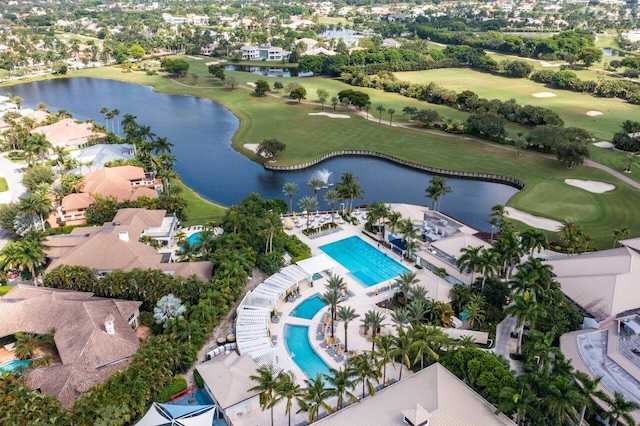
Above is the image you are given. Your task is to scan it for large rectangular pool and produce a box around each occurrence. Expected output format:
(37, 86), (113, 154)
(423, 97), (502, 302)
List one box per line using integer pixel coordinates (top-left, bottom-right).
(284, 324), (330, 379)
(290, 294), (326, 320)
(320, 236), (410, 287)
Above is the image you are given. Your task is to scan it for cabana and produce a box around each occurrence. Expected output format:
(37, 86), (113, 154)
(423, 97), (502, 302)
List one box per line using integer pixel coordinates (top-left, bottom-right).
(296, 253), (338, 278)
(136, 403), (216, 426)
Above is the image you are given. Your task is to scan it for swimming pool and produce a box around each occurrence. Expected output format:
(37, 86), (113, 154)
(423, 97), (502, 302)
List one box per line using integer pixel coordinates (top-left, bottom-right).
(284, 324), (330, 379)
(0, 359), (32, 373)
(320, 236), (410, 287)
(290, 294), (326, 320)
(187, 232), (203, 246)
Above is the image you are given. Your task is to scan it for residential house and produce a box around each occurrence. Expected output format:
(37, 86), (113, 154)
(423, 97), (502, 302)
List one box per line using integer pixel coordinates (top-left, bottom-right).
(82, 165), (160, 203)
(59, 192), (95, 226)
(46, 208), (213, 281)
(70, 144), (135, 174)
(314, 363), (515, 425)
(0, 285), (141, 407)
(195, 352), (262, 424)
(240, 45), (290, 61)
(382, 38), (402, 48)
(32, 118), (105, 150)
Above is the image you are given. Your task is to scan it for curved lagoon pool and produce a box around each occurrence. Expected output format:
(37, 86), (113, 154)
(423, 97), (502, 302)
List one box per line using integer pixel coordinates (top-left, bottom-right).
(0, 359), (32, 373)
(284, 324), (330, 379)
(290, 294), (326, 320)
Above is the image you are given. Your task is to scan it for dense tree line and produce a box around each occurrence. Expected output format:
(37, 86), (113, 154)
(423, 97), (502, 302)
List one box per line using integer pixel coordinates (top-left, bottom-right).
(613, 120), (640, 152)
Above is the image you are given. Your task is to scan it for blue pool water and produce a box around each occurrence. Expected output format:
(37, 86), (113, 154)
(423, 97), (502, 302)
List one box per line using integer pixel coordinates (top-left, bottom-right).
(187, 232), (203, 245)
(320, 236), (410, 287)
(284, 325), (330, 379)
(290, 294), (326, 319)
(172, 389), (214, 406)
(0, 359), (32, 373)
(312, 272), (323, 281)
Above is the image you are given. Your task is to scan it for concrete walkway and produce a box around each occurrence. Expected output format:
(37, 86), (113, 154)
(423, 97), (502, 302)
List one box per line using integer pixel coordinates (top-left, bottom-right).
(494, 315), (523, 374)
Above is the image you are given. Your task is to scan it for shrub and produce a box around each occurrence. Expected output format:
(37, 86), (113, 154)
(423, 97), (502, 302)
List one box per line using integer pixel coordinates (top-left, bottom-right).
(156, 376), (188, 403)
(283, 233), (311, 262)
(0, 286), (13, 296)
(193, 369), (204, 388)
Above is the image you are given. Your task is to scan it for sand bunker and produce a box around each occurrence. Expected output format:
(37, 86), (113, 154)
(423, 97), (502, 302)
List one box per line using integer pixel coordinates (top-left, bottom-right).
(186, 56), (203, 60)
(504, 207), (562, 232)
(532, 92), (557, 98)
(540, 61), (562, 67)
(205, 61), (221, 66)
(244, 143), (259, 154)
(246, 82), (256, 87)
(586, 110), (603, 117)
(565, 179), (615, 194)
(308, 112), (350, 119)
(593, 141), (614, 148)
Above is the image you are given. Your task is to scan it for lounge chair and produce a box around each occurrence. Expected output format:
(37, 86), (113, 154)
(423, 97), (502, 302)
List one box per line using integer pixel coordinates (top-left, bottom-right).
(334, 354), (344, 362)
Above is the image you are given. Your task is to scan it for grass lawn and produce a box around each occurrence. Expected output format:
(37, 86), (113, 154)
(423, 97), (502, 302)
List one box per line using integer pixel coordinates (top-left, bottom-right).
(0, 177), (7, 192)
(174, 180), (226, 226)
(395, 68), (638, 140)
(59, 61), (640, 248)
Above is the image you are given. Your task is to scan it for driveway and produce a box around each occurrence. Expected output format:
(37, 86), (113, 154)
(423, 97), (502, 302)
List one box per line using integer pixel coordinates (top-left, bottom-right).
(494, 315), (523, 374)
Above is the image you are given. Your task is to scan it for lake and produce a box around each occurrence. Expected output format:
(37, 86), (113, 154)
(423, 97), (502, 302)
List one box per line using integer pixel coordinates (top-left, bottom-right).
(222, 64), (313, 78)
(5, 78), (518, 230)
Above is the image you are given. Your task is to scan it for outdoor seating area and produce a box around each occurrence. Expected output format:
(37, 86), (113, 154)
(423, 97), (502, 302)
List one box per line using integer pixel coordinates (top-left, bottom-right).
(206, 342), (237, 360)
(366, 280), (400, 297)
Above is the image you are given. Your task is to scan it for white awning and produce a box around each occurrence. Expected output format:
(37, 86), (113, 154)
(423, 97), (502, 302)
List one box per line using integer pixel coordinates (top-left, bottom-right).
(296, 253), (338, 276)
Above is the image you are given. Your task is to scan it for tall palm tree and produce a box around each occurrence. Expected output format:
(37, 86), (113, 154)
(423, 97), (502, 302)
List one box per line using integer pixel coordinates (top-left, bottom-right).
(374, 334), (396, 386)
(325, 367), (357, 410)
(391, 330), (412, 380)
(505, 291), (546, 354)
(603, 392), (640, 426)
(282, 182), (299, 214)
(407, 299), (429, 326)
(385, 211), (402, 238)
(298, 196), (317, 229)
(498, 385), (537, 425)
(492, 229), (523, 280)
(14, 333), (38, 360)
(325, 274), (346, 296)
(410, 324), (451, 370)
(464, 295), (486, 329)
(298, 374), (333, 423)
(249, 366), (279, 426)
(397, 271), (419, 306)
(367, 201), (389, 240)
(390, 307), (409, 332)
(272, 371), (302, 426)
(262, 212), (282, 254)
(387, 108), (396, 125)
(321, 290), (342, 340)
(376, 105), (386, 123)
(546, 374), (581, 426)
(307, 177), (325, 204)
(336, 305), (359, 352)
(19, 192), (51, 231)
(323, 189), (340, 223)
(348, 353), (381, 399)
(425, 176), (452, 211)
(362, 310), (386, 351)
(478, 248), (500, 290)
(520, 228), (549, 256)
(457, 245), (482, 284)
(557, 219), (582, 254)
(612, 227), (630, 248)
(0, 232), (47, 286)
(573, 372), (605, 426)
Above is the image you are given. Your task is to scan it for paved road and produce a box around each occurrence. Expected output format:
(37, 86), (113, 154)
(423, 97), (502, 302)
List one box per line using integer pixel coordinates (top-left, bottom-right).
(494, 315), (523, 374)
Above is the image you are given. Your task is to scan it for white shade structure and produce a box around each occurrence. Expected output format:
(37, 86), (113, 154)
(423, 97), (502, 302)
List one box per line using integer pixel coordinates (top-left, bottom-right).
(136, 403), (216, 426)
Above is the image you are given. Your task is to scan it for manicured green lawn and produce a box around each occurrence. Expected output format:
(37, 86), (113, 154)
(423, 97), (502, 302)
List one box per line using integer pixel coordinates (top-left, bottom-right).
(57, 62), (640, 248)
(394, 68), (638, 140)
(174, 180), (226, 226)
(0, 177), (8, 192)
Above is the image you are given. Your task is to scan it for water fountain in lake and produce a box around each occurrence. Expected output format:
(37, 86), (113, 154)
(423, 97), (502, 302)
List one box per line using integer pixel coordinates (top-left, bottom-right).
(312, 169), (333, 188)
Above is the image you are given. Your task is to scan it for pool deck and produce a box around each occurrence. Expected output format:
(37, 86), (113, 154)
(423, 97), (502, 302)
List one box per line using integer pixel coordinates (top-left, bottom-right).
(231, 215), (458, 426)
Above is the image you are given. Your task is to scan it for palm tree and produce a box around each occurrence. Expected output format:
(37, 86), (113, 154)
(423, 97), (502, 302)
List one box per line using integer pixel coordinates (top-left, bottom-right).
(325, 367), (357, 410)
(493, 229), (523, 280)
(457, 245), (482, 284)
(336, 305), (359, 352)
(407, 299), (429, 326)
(546, 375), (581, 426)
(464, 295), (486, 329)
(249, 366), (279, 426)
(321, 290), (342, 340)
(385, 211), (402, 238)
(298, 196), (318, 229)
(391, 330), (412, 380)
(603, 391), (640, 426)
(505, 291), (546, 354)
(307, 177), (325, 204)
(348, 353), (381, 399)
(282, 182), (299, 214)
(390, 307), (410, 332)
(362, 310), (386, 351)
(425, 176), (452, 211)
(298, 374), (333, 423)
(323, 189), (340, 223)
(625, 152), (637, 173)
(410, 324), (451, 370)
(612, 227), (630, 248)
(387, 108), (396, 125)
(367, 201), (389, 241)
(272, 371), (302, 426)
(374, 334), (395, 386)
(498, 385), (537, 425)
(14, 333), (38, 360)
(19, 192), (51, 231)
(519, 229), (547, 257)
(397, 271), (419, 306)
(376, 105), (386, 123)
(262, 212), (282, 253)
(557, 219), (582, 254)
(1, 232), (47, 286)
(153, 136), (174, 156)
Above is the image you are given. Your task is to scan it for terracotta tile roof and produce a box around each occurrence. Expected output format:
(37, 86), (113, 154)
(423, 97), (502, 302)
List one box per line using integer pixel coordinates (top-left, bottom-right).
(32, 118), (104, 149)
(83, 166), (157, 203)
(61, 193), (95, 211)
(0, 285), (141, 407)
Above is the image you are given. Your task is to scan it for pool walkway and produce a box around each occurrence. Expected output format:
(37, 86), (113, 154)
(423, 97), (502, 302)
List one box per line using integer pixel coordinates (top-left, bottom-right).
(230, 214), (456, 426)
